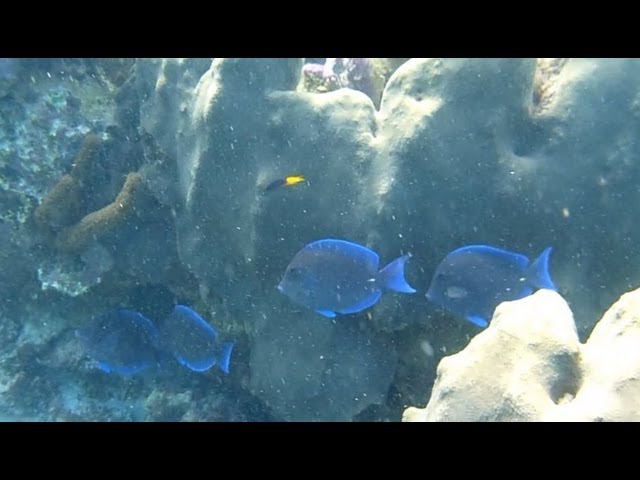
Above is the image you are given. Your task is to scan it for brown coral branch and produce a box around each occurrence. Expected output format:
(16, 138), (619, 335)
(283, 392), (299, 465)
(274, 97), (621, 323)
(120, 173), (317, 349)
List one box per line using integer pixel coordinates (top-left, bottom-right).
(34, 132), (150, 254)
(34, 132), (101, 231)
(68, 132), (101, 182)
(34, 174), (83, 230)
(54, 172), (144, 253)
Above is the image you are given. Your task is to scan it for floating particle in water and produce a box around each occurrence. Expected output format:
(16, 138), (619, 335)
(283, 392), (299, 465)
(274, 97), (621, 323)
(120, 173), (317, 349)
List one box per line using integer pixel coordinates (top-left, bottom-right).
(419, 339), (434, 357)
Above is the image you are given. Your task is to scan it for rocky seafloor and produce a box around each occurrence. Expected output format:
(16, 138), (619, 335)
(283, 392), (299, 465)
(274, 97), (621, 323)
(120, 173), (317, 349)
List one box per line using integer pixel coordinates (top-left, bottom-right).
(1, 58), (640, 421)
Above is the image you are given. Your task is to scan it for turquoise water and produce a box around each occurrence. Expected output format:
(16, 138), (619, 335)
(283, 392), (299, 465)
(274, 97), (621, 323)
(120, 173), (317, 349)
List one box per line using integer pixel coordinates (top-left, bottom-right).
(1, 58), (639, 422)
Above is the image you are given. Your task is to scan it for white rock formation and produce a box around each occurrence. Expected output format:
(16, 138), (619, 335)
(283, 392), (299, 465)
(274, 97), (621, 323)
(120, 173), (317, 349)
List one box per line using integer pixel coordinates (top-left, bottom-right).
(404, 287), (640, 422)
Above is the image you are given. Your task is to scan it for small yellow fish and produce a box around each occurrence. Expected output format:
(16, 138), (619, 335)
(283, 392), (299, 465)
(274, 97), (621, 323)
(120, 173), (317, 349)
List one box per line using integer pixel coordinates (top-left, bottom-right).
(264, 175), (305, 192)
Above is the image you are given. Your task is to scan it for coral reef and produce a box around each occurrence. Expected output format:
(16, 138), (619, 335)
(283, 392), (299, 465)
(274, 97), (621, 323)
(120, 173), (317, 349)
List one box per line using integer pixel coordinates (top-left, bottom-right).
(35, 132), (149, 253)
(0, 59), (123, 302)
(0, 280), (273, 422)
(1, 59), (127, 302)
(34, 132), (102, 232)
(298, 58), (409, 109)
(0, 59), (117, 205)
(4, 58), (640, 421)
(37, 243), (114, 297)
(0, 58), (19, 99)
(131, 58), (640, 421)
(403, 288), (640, 422)
(54, 172), (144, 253)
(31, 123), (185, 298)
(530, 58), (569, 115)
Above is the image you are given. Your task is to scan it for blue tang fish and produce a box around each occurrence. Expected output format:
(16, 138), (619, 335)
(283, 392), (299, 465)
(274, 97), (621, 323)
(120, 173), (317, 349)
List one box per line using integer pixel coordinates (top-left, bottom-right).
(157, 305), (234, 374)
(277, 239), (416, 318)
(425, 245), (557, 328)
(76, 309), (160, 376)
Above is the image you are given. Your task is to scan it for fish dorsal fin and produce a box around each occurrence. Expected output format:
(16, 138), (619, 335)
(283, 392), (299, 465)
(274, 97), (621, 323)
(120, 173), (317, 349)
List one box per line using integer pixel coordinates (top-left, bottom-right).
(171, 305), (218, 337)
(452, 245), (529, 270)
(306, 239), (379, 270)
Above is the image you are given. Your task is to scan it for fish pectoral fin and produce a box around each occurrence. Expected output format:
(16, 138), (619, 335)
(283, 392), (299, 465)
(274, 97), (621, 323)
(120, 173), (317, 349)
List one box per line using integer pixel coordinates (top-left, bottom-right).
(336, 290), (382, 315)
(466, 315), (488, 328)
(316, 309), (337, 318)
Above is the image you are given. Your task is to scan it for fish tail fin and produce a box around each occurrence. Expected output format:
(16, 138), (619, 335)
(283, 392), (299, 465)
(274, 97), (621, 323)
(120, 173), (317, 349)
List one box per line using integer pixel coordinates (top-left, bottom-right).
(377, 254), (416, 293)
(217, 341), (234, 375)
(527, 247), (557, 291)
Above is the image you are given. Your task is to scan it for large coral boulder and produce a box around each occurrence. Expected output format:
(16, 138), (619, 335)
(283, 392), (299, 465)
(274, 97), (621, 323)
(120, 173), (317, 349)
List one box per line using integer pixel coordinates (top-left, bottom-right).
(403, 288), (640, 422)
(545, 289), (640, 421)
